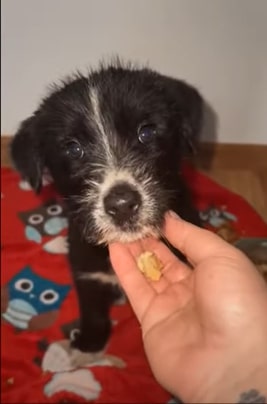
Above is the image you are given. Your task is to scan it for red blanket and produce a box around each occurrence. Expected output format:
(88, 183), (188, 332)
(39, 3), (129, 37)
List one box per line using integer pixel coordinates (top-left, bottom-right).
(1, 166), (267, 403)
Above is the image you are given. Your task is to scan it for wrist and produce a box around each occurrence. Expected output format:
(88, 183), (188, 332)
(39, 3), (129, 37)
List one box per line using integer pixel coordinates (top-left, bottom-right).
(191, 352), (267, 404)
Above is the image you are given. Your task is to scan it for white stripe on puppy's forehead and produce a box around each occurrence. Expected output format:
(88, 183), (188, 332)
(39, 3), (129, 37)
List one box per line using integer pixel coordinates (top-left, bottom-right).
(87, 86), (158, 244)
(88, 86), (139, 200)
(88, 86), (139, 193)
(89, 87), (105, 137)
(89, 86), (114, 164)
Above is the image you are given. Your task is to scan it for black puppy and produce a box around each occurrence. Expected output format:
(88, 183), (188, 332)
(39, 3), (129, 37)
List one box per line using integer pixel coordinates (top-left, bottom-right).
(11, 61), (203, 357)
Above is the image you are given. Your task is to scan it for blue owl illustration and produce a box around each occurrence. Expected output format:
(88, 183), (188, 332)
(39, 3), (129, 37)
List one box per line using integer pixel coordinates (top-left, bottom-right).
(18, 199), (68, 244)
(2, 267), (71, 330)
(18, 199), (69, 254)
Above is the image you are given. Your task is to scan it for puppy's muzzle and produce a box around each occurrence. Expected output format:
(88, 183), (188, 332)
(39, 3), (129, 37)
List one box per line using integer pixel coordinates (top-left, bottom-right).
(104, 182), (142, 227)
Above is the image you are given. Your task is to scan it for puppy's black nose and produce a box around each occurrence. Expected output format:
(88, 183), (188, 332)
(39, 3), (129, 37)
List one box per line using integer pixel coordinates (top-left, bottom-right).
(104, 183), (141, 223)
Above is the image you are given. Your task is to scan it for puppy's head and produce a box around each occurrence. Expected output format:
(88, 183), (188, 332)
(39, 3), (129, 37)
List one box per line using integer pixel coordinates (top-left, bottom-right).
(11, 62), (203, 244)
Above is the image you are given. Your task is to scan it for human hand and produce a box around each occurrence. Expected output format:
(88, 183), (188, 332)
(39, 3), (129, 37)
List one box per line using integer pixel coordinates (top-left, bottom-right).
(109, 212), (267, 403)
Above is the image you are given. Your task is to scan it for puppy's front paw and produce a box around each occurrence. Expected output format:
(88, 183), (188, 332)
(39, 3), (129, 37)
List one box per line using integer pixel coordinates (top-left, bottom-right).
(70, 319), (112, 353)
(70, 331), (104, 353)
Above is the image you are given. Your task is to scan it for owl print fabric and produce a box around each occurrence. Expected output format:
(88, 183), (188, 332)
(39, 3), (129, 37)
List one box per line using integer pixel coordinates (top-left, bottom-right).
(18, 199), (69, 254)
(1, 166), (267, 403)
(2, 266), (70, 330)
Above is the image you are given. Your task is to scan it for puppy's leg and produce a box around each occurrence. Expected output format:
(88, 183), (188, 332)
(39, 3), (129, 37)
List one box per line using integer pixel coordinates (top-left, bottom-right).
(42, 246), (125, 370)
(68, 224), (121, 355)
(71, 275), (120, 353)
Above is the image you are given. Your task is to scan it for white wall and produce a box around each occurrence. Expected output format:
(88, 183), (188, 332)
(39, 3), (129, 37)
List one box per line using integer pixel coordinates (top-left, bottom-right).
(2, 0), (267, 143)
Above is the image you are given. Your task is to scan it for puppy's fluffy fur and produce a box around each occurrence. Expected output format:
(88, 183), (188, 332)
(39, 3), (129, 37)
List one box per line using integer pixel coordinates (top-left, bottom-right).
(11, 61), (203, 354)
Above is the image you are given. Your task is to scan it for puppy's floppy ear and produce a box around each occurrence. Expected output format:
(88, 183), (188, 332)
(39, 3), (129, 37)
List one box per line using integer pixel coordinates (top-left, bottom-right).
(161, 75), (203, 154)
(10, 115), (43, 193)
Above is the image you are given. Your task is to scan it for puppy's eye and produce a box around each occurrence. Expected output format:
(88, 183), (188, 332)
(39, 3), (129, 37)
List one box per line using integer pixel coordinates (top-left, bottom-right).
(65, 141), (84, 159)
(138, 124), (157, 144)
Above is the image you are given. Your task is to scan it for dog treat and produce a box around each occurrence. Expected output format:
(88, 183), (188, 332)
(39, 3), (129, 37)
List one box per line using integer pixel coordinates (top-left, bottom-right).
(137, 251), (163, 281)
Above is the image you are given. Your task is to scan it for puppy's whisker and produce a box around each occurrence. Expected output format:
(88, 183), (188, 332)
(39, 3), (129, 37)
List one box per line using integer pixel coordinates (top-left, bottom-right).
(90, 162), (109, 170)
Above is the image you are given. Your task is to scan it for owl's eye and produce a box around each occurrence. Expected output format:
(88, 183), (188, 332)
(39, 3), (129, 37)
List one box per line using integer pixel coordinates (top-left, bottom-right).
(47, 204), (63, 216)
(29, 214), (43, 225)
(199, 211), (208, 221)
(138, 124), (157, 144)
(210, 209), (220, 218)
(70, 328), (80, 342)
(40, 289), (59, 305)
(15, 279), (33, 293)
(65, 140), (84, 159)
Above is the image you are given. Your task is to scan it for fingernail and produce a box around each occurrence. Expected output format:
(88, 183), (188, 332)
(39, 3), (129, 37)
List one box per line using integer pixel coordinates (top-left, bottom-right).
(168, 210), (181, 219)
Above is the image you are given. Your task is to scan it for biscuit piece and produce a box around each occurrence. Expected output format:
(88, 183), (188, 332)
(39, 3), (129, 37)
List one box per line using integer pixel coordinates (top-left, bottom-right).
(137, 251), (163, 281)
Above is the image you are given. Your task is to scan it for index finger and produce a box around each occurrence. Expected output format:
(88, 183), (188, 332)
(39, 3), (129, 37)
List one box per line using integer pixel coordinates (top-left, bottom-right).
(164, 211), (241, 265)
